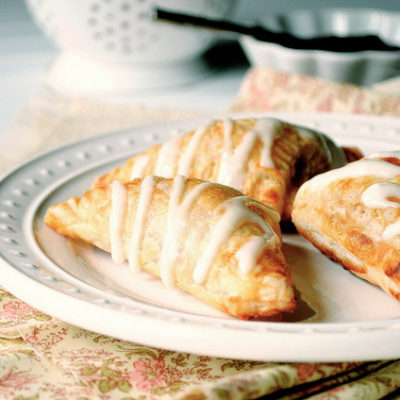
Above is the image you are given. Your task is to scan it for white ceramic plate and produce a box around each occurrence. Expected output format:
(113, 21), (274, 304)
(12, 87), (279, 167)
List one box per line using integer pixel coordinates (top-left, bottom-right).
(1, 112), (400, 362)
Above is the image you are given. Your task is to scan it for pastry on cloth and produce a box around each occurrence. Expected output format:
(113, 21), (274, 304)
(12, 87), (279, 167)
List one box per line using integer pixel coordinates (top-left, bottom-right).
(292, 151), (400, 300)
(94, 117), (347, 220)
(45, 176), (296, 319)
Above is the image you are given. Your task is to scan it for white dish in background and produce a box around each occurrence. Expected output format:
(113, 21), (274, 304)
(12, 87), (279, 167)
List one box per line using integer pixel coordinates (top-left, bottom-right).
(25, 0), (236, 93)
(1, 113), (400, 362)
(240, 8), (400, 86)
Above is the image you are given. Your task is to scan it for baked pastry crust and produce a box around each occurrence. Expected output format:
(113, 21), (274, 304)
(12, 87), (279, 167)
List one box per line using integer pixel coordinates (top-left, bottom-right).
(45, 176), (296, 319)
(94, 118), (345, 219)
(292, 151), (400, 300)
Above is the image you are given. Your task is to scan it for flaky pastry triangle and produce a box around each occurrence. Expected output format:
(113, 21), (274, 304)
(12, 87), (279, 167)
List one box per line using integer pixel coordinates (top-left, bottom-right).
(292, 151), (400, 300)
(45, 176), (296, 319)
(94, 117), (346, 220)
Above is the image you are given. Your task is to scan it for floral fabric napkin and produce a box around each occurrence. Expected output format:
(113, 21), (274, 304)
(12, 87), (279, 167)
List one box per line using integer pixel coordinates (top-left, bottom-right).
(2, 287), (400, 400)
(1, 71), (400, 400)
(230, 67), (400, 115)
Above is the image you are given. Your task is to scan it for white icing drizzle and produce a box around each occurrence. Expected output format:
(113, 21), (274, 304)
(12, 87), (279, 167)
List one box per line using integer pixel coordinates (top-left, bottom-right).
(109, 176), (279, 287)
(128, 175), (156, 272)
(382, 222), (400, 240)
(217, 118), (234, 184)
(219, 129), (258, 190)
(159, 175), (187, 287)
(222, 118), (234, 154)
(217, 118), (282, 190)
(361, 183), (400, 209)
(109, 180), (128, 264)
(235, 236), (268, 275)
(365, 150), (400, 160)
(192, 196), (279, 284)
(130, 155), (149, 179)
(361, 182), (400, 240)
(159, 177), (213, 287)
(302, 159), (400, 193)
(256, 118), (282, 168)
(178, 123), (211, 176)
(128, 117), (345, 189)
(177, 181), (213, 223)
(154, 136), (180, 178)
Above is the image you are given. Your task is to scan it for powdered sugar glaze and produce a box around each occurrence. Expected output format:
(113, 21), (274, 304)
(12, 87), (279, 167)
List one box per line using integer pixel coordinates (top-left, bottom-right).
(129, 117), (342, 192)
(109, 177), (279, 287)
(362, 151), (400, 240)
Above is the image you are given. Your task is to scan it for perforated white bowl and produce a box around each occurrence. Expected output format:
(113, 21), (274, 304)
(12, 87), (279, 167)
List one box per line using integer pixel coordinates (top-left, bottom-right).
(25, 0), (236, 93)
(240, 8), (400, 86)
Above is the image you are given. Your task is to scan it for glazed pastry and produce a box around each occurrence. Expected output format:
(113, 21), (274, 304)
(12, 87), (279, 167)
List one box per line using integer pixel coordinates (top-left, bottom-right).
(45, 176), (296, 319)
(94, 118), (346, 219)
(292, 151), (400, 300)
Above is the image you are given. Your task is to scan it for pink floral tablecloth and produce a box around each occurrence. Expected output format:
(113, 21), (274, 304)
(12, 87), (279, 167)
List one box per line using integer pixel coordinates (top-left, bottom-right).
(0, 289), (400, 400)
(2, 70), (400, 399)
(2, 286), (400, 399)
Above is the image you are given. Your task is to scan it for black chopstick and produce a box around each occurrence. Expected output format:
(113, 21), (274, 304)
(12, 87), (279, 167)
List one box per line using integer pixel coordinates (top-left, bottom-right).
(154, 8), (400, 52)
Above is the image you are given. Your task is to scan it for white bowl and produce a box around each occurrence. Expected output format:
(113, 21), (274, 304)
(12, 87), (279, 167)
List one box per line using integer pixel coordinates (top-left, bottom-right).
(25, 0), (236, 93)
(240, 8), (400, 86)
